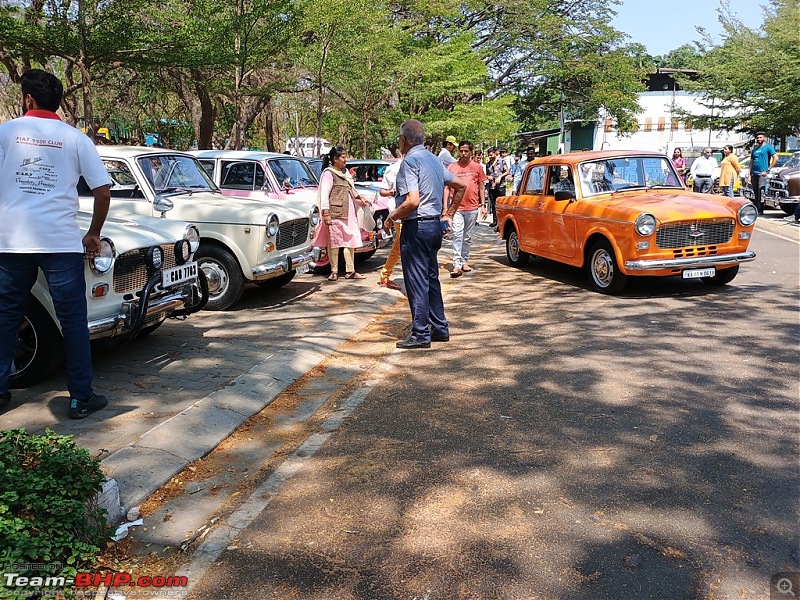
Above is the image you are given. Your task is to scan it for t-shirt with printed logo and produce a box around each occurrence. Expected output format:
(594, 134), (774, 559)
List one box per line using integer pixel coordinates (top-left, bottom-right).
(447, 160), (487, 211)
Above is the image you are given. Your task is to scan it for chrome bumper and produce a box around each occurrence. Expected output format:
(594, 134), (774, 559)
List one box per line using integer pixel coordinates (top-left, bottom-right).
(251, 247), (320, 279)
(88, 291), (190, 338)
(624, 251), (756, 272)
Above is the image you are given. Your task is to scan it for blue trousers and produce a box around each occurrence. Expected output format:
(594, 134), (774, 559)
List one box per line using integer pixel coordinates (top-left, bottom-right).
(0, 253), (93, 399)
(400, 219), (448, 342)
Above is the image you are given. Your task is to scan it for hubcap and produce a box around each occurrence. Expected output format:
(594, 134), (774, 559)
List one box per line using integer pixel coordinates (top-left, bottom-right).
(509, 233), (520, 261)
(592, 249), (614, 288)
(200, 262), (228, 296)
(14, 318), (37, 375)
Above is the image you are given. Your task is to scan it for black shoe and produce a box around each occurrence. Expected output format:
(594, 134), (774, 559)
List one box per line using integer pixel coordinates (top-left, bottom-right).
(69, 393), (108, 419)
(396, 337), (431, 349)
(0, 391), (11, 411)
(431, 333), (450, 342)
(489, 222), (498, 228)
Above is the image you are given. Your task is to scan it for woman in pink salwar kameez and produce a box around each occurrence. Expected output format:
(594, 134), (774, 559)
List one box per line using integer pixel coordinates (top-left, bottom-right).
(317, 146), (370, 281)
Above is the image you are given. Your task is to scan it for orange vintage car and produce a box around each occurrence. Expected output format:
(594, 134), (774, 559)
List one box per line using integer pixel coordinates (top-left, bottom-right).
(496, 150), (758, 293)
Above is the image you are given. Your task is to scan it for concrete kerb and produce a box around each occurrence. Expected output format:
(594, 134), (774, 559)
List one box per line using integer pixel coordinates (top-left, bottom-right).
(95, 284), (403, 522)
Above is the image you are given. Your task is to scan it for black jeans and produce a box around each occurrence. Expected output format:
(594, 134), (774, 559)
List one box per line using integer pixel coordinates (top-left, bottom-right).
(751, 173), (765, 212)
(488, 187), (503, 224)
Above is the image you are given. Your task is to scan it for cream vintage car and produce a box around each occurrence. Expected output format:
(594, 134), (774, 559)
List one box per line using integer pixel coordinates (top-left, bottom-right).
(13, 212), (207, 388)
(79, 147), (320, 310)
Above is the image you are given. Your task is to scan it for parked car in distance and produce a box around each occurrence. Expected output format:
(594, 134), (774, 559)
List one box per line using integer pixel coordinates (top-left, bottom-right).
(79, 146), (319, 310)
(13, 213), (207, 388)
(189, 150), (379, 275)
(741, 151), (794, 205)
(764, 151), (800, 214)
(497, 150), (757, 294)
(301, 157), (323, 180)
(345, 159), (397, 227)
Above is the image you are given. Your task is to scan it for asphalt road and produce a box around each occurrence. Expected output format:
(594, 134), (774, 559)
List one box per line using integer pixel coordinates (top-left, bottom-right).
(163, 216), (799, 599)
(6, 214), (799, 599)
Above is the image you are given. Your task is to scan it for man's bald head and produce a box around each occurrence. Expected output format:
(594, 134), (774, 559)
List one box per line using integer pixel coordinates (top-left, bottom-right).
(401, 119), (425, 146)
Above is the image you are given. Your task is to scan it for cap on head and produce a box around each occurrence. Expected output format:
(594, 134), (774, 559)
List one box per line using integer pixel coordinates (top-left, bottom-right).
(445, 135), (457, 145)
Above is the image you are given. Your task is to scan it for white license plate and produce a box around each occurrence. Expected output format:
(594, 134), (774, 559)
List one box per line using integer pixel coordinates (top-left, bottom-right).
(162, 261), (198, 287)
(682, 267), (715, 279)
(296, 263), (310, 274)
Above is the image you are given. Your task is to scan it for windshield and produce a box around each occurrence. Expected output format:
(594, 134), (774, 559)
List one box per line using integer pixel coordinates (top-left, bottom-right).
(267, 158), (317, 189)
(137, 154), (218, 194)
(783, 153), (800, 169)
(578, 156), (684, 196)
(775, 153), (794, 168)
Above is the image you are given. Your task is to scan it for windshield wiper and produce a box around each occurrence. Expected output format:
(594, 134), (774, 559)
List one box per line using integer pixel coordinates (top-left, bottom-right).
(161, 187), (196, 196)
(611, 184), (647, 194)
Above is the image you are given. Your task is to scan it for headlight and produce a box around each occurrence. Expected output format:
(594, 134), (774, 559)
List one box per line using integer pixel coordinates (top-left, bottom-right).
(184, 224), (200, 254)
(310, 206), (320, 227)
(90, 238), (116, 275)
(267, 213), (279, 237)
(147, 246), (164, 271)
(738, 203), (758, 226)
(634, 213), (657, 236)
(174, 239), (191, 265)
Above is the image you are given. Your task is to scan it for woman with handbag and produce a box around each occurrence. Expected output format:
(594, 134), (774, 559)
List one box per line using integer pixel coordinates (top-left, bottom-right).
(317, 146), (370, 281)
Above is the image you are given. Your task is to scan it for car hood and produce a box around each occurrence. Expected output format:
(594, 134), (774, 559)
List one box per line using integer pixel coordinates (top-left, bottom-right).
(776, 165), (800, 181)
(152, 190), (309, 225)
(78, 212), (186, 255)
(593, 190), (744, 222)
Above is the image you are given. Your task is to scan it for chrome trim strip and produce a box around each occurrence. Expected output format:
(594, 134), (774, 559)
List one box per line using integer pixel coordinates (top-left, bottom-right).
(624, 251), (756, 271)
(88, 293), (189, 337)
(496, 205), (632, 226)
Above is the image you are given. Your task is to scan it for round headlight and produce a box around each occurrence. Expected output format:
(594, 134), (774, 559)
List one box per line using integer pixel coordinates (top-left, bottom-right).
(634, 213), (657, 236)
(91, 238), (115, 275)
(267, 213), (279, 237)
(148, 246), (164, 270)
(310, 206), (320, 227)
(184, 224), (200, 254)
(174, 239), (191, 265)
(738, 203), (758, 226)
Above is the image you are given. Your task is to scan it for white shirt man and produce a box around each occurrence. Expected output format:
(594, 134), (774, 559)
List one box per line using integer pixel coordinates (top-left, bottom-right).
(689, 148), (718, 194)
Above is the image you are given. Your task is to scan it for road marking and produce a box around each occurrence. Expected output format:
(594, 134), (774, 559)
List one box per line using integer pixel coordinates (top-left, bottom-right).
(755, 223), (800, 244)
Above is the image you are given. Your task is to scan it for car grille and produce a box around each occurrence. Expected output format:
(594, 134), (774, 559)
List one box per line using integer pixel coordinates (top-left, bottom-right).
(769, 179), (787, 196)
(655, 219), (734, 249)
(276, 218), (310, 251)
(113, 244), (177, 294)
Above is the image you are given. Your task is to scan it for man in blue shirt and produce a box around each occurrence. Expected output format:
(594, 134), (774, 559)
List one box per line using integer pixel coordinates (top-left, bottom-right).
(750, 131), (777, 213)
(383, 119), (466, 349)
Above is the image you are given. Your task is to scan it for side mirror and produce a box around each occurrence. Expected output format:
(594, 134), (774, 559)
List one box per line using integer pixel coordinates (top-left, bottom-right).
(554, 190), (576, 201)
(153, 195), (174, 217)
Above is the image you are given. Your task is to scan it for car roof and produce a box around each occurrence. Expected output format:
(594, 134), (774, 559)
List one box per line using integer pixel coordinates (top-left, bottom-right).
(188, 150), (304, 161)
(529, 150), (668, 166)
(346, 159), (396, 165)
(97, 145), (193, 159)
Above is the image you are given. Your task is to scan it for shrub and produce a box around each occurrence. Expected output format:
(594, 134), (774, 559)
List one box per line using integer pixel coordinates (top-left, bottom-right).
(0, 428), (111, 598)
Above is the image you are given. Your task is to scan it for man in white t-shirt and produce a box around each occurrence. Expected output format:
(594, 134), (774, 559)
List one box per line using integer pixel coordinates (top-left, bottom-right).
(438, 136), (457, 168)
(376, 156), (404, 290)
(0, 69), (112, 418)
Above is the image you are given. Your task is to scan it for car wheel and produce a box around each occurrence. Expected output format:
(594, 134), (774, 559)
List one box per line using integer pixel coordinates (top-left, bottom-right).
(11, 299), (64, 389)
(701, 265), (739, 286)
(779, 202), (797, 215)
(587, 240), (628, 294)
(137, 319), (165, 337)
(506, 227), (530, 268)
(257, 270), (296, 288)
(196, 246), (245, 310)
(354, 248), (377, 262)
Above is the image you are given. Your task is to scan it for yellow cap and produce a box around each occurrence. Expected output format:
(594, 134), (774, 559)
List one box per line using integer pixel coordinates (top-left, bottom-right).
(445, 135), (457, 145)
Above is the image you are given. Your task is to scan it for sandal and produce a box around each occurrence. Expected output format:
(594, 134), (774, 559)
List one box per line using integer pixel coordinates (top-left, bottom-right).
(345, 272), (366, 280)
(461, 264), (473, 272)
(327, 273), (339, 281)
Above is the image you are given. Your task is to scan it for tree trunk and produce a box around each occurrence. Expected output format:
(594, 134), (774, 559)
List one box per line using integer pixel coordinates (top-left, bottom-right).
(264, 95), (276, 152)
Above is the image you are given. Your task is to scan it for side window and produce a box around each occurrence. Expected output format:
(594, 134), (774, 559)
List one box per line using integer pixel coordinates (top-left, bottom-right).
(220, 161), (256, 191)
(101, 160), (145, 199)
(548, 165), (574, 195)
(198, 160), (215, 180)
(254, 164), (271, 192)
(523, 166), (545, 194)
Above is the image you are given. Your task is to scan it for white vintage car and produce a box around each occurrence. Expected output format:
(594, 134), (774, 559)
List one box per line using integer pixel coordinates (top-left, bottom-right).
(80, 147), (320, 310)
(13, 212), (207, 388)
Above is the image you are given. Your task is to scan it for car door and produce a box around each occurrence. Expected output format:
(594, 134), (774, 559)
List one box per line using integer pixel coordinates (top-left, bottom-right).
(515, 165), (546, 254)
(535, 165), (578, 259)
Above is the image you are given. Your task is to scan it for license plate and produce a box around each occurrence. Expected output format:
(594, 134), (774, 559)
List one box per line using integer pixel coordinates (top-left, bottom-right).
(297, 263), (310, 274)
(682, 267), (715, 279)
(162, 261), (198, 287)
